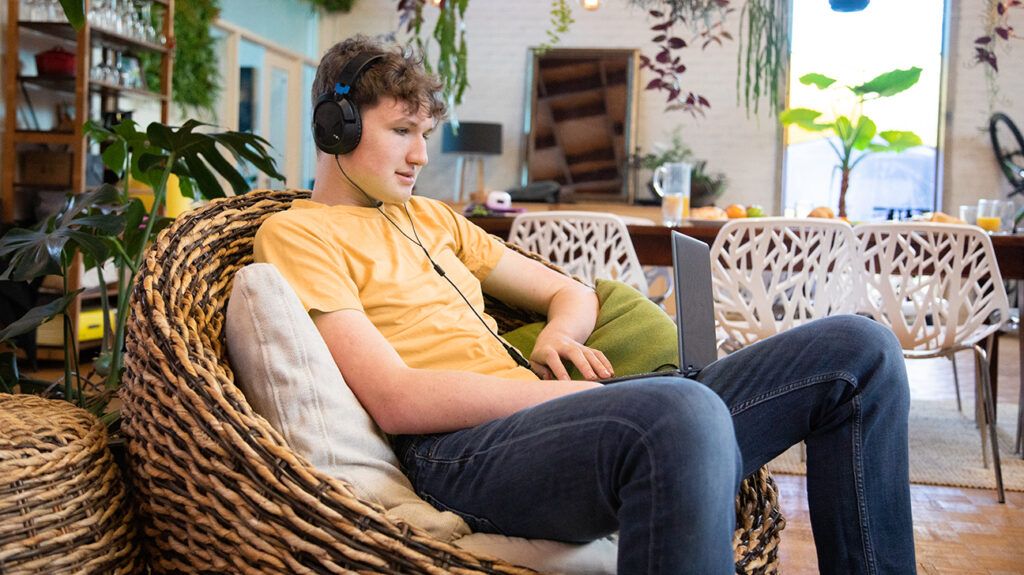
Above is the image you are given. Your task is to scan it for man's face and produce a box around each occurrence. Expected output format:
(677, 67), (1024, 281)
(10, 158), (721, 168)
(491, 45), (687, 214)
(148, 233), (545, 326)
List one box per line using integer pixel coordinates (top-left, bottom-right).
(338, 97), (434, 205)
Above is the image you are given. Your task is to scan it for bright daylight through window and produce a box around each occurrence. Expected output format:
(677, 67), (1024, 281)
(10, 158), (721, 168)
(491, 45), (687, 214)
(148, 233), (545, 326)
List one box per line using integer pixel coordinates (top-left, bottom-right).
(783, 0), (945, 222)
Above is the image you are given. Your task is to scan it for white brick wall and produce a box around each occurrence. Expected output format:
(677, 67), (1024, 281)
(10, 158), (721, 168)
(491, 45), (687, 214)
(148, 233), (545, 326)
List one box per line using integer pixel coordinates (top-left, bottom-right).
(320, 1), (1023, 214)
(946, 0), (1024, 210)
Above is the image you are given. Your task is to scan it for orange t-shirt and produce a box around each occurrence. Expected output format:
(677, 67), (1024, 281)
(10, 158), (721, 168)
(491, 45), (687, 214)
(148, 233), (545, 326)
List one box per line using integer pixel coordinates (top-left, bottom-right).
(254, 196), (537, 381)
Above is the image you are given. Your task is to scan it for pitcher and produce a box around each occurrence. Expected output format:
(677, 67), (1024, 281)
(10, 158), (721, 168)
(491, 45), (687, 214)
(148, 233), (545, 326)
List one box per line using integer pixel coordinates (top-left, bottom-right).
(653, 162), (692, 226)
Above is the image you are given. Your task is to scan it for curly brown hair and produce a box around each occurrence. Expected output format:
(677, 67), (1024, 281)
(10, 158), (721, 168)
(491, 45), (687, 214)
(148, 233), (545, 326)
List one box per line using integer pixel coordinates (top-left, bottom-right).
(312, 35), (447, 121)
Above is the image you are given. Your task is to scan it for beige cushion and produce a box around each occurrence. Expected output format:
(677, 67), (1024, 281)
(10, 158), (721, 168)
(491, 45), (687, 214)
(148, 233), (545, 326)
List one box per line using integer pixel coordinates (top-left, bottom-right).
(453, 534), (617, 575)
(225, 263), (469, 540)
(226, 263), (618, 571)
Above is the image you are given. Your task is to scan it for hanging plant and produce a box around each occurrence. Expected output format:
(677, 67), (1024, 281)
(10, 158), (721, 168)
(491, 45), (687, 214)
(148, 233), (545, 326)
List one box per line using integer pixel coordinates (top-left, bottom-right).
(538, 0), (576, 54)
(975, 0), (1022, 70)
(736, 0), (787, 116)
(632, 1), (734, 115)
(974, 0), (1023, 110)
(396, 0), (470, 109)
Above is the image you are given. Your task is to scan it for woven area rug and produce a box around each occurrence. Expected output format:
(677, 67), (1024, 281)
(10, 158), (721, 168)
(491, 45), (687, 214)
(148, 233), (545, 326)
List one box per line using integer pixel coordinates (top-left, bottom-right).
(769, 400), (1023, 492)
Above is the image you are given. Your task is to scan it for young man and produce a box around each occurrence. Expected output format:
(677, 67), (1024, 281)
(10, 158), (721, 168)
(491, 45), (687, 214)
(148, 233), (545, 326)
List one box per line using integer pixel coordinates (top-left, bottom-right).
(255, 35), (916, 574)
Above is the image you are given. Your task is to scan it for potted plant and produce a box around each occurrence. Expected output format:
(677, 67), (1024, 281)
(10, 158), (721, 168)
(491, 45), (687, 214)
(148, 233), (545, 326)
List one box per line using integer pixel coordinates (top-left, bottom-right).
(0, 119), (283, 426)
(635, 128), (727, 207)
(780, 67), (923, 218)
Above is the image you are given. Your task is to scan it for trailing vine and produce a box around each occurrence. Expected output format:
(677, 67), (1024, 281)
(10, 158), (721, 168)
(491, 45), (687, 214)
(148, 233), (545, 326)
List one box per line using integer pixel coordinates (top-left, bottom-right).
(975, 0), (1022, 70)
(538, 0), (576, 54)
(397, 0), (470, 109)
(736, 0), (787, 117)
(637, 3), (732, 115)
(628, 0), (732, 36)
(974, 0), (1023, 110)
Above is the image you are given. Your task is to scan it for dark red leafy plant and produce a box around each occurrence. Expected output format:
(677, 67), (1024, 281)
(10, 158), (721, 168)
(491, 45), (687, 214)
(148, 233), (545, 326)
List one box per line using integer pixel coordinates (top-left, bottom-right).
(639, 3), (734, 115)
(974, 0), (1022, 72)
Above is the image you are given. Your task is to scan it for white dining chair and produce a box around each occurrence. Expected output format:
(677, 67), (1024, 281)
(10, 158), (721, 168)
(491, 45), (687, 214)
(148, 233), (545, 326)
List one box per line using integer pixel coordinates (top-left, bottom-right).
(854, 222), (1010, 502)
(709, 217), (860, 351)
(508, 211), (649, 295)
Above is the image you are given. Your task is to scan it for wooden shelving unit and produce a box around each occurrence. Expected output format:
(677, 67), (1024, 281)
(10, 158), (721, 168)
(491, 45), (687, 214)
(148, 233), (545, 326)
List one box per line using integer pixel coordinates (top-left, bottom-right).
(1, 0), (174, 358)
(525, 49), (638, 201)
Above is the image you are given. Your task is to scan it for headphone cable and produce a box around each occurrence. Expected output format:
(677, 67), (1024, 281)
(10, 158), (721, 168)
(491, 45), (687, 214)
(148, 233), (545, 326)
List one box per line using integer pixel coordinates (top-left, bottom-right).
(334, 154), (383, 208)
(331, 153), (530, 369)
(376, 204), (532, 370)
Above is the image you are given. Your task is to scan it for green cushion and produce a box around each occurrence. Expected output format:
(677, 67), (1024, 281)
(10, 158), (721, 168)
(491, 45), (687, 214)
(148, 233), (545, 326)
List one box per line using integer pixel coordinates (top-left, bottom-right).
(502, 279), (680, 380)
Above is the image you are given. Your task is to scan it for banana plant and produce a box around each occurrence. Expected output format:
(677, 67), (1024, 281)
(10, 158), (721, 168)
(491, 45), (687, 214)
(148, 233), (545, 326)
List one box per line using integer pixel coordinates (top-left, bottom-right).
(780, 67), (924, 218)
(0, 120), (283, 425)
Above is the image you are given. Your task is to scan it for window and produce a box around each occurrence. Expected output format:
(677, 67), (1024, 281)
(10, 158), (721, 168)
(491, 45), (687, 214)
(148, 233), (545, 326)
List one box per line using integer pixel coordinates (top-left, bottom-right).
(782, 0), (947, 221)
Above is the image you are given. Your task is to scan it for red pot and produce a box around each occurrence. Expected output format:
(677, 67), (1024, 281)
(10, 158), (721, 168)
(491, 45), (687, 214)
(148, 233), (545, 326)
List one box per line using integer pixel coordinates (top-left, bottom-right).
(35, 47), (75, 77)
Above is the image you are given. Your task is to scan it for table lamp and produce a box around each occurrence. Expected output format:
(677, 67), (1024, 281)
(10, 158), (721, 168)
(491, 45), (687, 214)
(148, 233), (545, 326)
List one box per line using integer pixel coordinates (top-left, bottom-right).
(442, 121), (502, 203)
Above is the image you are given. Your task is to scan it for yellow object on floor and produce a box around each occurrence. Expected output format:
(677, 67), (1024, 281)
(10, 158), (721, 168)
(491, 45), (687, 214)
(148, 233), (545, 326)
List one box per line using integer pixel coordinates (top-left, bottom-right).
(36, 308), (115, 345)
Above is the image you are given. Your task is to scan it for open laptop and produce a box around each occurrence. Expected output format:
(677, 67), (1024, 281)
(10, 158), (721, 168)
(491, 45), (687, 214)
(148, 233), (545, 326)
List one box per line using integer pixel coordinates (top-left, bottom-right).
(600, 230), (718, 382)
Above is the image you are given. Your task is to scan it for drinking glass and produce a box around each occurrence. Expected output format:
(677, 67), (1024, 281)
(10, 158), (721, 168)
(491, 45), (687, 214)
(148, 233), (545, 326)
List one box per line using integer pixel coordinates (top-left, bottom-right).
(958, 205), (978, 226)
(44, 0), (62, 22)
(140, 1), (157, 43)
(976, 199), (1012, 233)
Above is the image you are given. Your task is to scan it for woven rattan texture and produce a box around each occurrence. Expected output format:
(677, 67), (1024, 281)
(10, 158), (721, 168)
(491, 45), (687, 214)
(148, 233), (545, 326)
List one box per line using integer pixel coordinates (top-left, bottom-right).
(120, 189), (784, 574)
(0, 394), (141, 574)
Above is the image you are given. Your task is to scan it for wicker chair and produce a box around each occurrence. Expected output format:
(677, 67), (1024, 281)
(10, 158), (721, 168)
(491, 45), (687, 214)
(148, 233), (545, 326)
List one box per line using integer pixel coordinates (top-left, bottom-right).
(120, 189), (785, 574)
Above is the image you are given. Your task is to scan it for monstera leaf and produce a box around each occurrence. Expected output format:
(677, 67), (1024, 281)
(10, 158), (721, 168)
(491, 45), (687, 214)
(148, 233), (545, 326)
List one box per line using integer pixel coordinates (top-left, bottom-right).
(86, 119), (283, 200)
(0, 186), (124, 282)
(0, 291), (83, 341)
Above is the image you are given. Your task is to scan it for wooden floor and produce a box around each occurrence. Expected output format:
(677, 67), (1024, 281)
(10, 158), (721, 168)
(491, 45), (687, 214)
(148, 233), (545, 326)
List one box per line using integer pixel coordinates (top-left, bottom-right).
(775, 332), (1024, 574)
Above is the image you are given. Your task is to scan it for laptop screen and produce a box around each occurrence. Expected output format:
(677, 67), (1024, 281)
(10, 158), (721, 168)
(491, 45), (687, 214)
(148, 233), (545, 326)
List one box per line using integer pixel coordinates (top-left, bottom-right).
(671, 231), (718, 373)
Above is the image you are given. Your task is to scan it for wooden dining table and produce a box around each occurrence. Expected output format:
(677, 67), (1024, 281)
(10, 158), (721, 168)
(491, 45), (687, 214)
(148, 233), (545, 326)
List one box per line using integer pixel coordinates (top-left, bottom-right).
(466, 202), (1024, 405)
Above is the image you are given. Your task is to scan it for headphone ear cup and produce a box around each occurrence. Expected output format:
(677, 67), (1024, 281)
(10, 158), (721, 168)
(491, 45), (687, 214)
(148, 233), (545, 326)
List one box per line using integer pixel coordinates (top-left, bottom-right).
(336, 99), (361, 155)
(312, 97), (346, 155)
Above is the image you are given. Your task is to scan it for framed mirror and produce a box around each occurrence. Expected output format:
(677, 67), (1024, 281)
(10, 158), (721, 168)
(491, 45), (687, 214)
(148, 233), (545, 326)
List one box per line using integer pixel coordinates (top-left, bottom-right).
(519, 48), (640, 202)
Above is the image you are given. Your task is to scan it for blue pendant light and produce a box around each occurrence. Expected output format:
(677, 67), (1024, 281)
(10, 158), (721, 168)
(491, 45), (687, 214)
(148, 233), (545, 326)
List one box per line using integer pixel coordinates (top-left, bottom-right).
(830, 0), (869, 12)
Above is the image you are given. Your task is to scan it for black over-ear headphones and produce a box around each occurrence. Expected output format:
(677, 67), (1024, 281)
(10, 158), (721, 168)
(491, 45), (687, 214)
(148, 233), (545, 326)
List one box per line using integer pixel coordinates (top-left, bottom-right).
(312, 52), (385, 155)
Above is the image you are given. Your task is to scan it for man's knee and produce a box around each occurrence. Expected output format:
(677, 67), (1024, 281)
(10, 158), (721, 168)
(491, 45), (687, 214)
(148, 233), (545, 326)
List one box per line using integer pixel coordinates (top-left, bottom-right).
(810, 315), (904, 369)
(615, 378), (738, 462)
(813, 315), (909, 402)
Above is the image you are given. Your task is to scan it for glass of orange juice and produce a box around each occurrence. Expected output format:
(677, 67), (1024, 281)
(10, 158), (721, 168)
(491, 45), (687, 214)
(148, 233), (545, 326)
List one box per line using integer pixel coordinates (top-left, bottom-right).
(976, 199), (1010, 233)
(660, 193), (689, 227)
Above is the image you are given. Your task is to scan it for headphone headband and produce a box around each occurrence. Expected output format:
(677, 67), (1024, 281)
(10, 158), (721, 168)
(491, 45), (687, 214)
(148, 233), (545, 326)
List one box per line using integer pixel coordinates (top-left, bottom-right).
(334, 52), (384, 100)
(312, 52), (385, 155)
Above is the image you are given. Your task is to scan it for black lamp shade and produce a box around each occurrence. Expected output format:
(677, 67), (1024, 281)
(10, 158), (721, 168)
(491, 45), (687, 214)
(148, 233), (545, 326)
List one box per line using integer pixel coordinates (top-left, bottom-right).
(830, 0), (869, 12)
(442, 122), (502, 155)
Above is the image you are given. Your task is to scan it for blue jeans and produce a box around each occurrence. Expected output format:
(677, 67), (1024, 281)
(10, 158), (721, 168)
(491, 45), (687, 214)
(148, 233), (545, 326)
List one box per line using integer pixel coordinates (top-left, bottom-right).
(393, 315), (915, 574)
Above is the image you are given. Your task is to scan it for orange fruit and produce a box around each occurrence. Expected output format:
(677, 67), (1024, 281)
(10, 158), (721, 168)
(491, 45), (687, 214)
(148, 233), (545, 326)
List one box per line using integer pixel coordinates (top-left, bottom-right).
(725, 203), (747, 218)
(807, 206), (835, 218)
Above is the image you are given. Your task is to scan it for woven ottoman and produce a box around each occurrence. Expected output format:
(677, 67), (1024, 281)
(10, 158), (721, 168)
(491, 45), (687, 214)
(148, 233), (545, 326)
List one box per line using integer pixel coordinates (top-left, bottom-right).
(0, 394), (141, 574)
